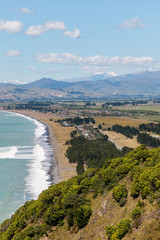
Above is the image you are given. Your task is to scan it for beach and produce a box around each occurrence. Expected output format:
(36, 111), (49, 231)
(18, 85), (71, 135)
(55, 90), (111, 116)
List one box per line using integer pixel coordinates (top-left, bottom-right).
(7, 109), (77, 182)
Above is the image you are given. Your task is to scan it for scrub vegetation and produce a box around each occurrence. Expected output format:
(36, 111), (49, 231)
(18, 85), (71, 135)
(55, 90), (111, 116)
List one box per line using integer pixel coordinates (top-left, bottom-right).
(0, 145), (160, 239)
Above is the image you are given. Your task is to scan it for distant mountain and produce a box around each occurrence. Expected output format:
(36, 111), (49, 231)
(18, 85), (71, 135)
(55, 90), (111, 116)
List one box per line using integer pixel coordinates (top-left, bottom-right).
(1, 70), (160, 100)
(24, 78), (71, 89)
(62, 72), (117, 82)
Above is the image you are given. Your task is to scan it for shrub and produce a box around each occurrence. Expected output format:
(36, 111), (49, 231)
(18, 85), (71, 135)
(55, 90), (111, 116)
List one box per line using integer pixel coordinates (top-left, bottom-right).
(136, 199), (145, 208)
(131, 182), (140, 198)
(116, 218), (131, 239)
(75, 205), (92, 229)
(105, 225), (116, 238)
(131, 208), (141, 220)
(113, 184), (128, 205)
(106, 218), (131, 239)
(67, 210), (74, 228)
(43, 206), (65, 226)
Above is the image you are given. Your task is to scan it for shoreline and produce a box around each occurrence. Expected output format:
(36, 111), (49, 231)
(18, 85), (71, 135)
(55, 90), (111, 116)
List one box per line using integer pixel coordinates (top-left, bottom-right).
(4, 109), (77, 183)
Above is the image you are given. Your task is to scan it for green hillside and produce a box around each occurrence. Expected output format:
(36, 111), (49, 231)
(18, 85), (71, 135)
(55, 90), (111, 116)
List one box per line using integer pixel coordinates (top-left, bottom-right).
(0, 145), (160, 240)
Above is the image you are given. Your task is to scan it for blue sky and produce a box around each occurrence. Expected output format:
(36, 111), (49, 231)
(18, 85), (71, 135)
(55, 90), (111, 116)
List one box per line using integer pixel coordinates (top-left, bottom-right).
(1, 0), (160, 83)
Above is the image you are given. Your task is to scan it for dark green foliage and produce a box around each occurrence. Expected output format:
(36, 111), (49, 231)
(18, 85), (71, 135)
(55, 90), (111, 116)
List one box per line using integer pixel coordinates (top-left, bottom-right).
(66, 135), (132, 174)
(137, 133), (160, 147)
(70, 130), (77, 138)
(106, 218), (131, 239)
(98, 124), (102, 129)
(111, 124), (139, 138)
(75, 205), (92, 229)
(43, 206), (65, 226)
(139, 122), (160, 134)
(67, 210), (74, 228)
(58, 117), (95, 126)
(112, 184), (128, 206)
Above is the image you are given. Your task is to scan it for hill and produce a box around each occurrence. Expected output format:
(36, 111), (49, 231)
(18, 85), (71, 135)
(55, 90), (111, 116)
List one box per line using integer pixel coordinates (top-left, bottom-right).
(0, 145), (160, 240)
(1, 70), (160, 100)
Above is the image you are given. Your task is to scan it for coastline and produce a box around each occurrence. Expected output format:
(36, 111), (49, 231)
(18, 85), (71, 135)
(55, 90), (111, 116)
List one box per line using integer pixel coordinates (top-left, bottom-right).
(5, 109), (77, 182)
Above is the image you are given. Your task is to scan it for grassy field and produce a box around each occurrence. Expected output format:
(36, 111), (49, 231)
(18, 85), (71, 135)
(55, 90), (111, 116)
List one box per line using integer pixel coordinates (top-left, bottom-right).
(94, 116), (150, 149)
(94, 116), (149, 128)
(111, 104), (160, 122)
(112, 104), (160, 113)
(103, 130), (140, 149)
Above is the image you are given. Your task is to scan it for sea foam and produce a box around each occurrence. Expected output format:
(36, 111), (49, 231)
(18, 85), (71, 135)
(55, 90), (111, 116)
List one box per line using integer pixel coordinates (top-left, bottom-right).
(1, 111), (59, 200)
(0, 146), (18, 159)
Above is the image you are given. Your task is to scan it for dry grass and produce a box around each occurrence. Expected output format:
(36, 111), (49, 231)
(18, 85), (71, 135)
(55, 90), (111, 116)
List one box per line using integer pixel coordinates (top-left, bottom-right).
(94, 116), (149, 128)
(48, 177), (160, 240)
(103, 130), (140, 149)
(94, 116), (147, 149)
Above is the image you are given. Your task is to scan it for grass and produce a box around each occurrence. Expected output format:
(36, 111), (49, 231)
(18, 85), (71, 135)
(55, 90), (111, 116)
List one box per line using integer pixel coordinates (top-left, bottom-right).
(94, 116), (149, 128)
(103, 130), (140, 149)
(112, 104), (160, 113)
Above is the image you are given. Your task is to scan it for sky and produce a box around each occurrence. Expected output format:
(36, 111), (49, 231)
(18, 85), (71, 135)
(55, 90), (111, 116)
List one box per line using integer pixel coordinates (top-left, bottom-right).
(1, 0), (160, 83)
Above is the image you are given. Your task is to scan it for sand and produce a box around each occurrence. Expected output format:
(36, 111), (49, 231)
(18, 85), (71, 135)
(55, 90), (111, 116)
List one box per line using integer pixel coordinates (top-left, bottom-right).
(6, 110), (77, 182)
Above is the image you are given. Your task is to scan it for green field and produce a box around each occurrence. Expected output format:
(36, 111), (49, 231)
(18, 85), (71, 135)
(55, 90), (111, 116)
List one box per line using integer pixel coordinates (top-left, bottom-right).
(112, 104), (160, 122)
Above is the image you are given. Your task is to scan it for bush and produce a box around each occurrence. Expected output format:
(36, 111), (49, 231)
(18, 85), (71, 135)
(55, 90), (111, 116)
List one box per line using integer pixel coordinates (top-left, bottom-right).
(105, 225), (116, 238)
(131, 208), (141, 220)
(106, 218), (131, 239)
(131, 182), (140, 198)
(43, 206), (65, 226)
(75, 205), (92, 229)
(116, 218), (131, 239)
(113, 184), (128, 205)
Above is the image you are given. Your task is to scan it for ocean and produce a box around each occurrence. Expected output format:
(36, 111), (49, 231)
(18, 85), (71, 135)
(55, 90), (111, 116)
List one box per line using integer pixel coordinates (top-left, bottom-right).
(0, 111), (58, 223)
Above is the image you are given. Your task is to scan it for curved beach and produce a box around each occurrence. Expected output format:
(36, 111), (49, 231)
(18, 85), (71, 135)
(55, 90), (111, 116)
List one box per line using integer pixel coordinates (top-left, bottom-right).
(7, 110), (77, 182)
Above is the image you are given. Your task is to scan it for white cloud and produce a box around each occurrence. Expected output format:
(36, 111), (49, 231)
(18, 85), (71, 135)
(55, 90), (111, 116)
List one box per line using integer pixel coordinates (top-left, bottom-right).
(20, 7), (34, 14)
(93, 71), (117, 77)
(6, 50), (20, 57)
(118, 17), (145, 29)
(29, 66), (35, 70)
(35, 53), (82, 64)
(25, 20), (66, 37)
(35, 52), (154, 67)
(45, 20), (66, 31)
(108, 71), (117, 76)
(0, 20), (23, 33)
(63, 28), (80, 38)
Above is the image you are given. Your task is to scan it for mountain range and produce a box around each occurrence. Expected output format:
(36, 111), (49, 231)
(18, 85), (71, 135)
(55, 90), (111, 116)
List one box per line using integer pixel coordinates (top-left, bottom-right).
(1, 71), (160, 100)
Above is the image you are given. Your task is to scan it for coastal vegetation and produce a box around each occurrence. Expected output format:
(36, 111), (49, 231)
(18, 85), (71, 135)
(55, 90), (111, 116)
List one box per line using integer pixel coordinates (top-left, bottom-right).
(108, 122), (160, 148)
(137, 132), (160, 147)
(66, 135), (132, 174)
(1, 145), (160, 239)
(139, 122), (160, 134)
(57, 117), (95, 126)
(109, 124), (139, 138)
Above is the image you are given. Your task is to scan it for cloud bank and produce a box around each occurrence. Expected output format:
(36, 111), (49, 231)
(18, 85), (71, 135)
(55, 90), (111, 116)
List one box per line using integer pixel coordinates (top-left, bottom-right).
(20, 7), (34, 14)
(6, 50), (20, 56)
(25, 20), (66, 37)
(0, 20), (23, 33)
(63, 28), (81, 38)
(35, 53), (154, 67)
(118, 17), (145, 29)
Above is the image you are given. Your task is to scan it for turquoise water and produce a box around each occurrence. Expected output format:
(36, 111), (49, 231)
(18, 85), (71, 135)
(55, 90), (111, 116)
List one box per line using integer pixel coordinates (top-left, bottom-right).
(0, 111), (58, 223)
